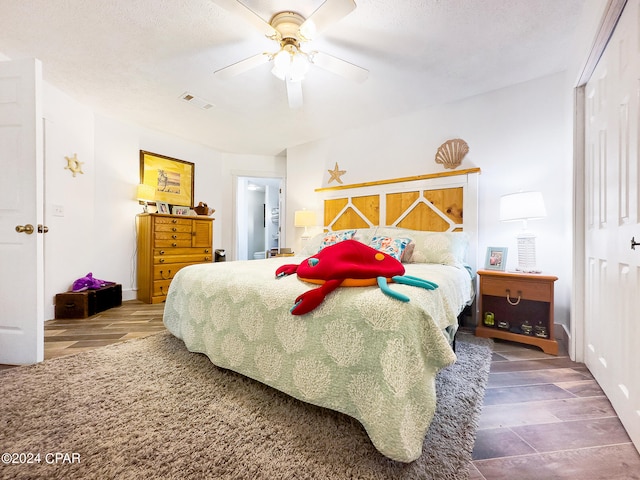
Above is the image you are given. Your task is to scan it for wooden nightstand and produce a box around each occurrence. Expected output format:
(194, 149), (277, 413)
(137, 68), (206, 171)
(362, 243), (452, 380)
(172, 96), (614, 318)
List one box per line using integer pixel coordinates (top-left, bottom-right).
(475, 270), (558, 355)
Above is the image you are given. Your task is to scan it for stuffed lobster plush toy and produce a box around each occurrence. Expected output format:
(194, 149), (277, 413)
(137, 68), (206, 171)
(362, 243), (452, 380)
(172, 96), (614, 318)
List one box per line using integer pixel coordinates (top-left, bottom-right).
(275, 239), (438, 315)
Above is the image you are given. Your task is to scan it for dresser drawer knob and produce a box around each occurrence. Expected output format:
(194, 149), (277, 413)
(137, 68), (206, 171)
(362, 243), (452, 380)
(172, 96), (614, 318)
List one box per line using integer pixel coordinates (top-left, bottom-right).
(172, 235), (177, 239)
(172, 219), (177, 224)
(506, 289), (521, 306)
(172, 242), (177, 247)
(204, 249), (210, 253)
(160, 269), (171, 280)
(204, 256), (210, 261)
(159, 258), (165, 263)
(172, 227), (177, 232)
(159, 250), (165, 255)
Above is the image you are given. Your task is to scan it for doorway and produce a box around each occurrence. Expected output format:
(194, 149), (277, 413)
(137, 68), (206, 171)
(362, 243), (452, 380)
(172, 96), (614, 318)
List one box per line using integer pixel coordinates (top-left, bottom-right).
(236, 176), (283, 261)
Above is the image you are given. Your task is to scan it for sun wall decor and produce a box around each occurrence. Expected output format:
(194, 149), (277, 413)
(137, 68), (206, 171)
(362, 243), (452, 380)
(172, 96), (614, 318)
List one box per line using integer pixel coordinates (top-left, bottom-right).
(64, 153), (84, 177)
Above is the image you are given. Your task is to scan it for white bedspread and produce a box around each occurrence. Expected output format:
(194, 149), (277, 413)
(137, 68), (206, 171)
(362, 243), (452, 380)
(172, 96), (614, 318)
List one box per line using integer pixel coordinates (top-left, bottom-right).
(163, 256), (473, 462)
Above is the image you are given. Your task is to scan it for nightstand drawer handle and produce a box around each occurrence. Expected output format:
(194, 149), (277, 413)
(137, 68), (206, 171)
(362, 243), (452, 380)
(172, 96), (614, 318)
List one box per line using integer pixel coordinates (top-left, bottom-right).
(506, 289), (521, 306)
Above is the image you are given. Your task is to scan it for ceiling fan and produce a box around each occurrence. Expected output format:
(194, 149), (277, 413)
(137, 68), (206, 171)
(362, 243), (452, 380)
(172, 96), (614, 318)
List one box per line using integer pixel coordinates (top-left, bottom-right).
(212, 0), (369, 109)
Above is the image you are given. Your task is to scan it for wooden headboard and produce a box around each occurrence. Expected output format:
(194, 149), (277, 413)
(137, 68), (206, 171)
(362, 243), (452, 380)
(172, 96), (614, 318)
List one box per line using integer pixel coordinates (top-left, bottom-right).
(315, 168), (481, 270)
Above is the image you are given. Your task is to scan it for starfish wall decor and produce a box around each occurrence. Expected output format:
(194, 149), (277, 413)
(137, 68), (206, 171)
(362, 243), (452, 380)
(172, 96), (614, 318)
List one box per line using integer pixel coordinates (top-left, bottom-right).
(327, 162), (346, 184)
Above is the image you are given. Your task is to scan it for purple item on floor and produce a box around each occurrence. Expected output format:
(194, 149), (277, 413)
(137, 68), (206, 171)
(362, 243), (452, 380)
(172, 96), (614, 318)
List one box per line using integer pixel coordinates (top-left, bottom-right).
(71, 272), (115, 292)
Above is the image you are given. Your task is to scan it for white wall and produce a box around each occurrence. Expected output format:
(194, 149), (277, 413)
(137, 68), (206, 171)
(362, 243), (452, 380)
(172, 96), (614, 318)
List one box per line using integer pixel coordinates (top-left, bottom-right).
(42, 83), (283, 320)
(286, 72), (573, 327)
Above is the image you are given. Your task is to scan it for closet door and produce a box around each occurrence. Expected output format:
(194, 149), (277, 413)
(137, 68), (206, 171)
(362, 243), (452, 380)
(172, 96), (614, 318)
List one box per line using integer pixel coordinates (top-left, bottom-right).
(584, 0), (640, 451)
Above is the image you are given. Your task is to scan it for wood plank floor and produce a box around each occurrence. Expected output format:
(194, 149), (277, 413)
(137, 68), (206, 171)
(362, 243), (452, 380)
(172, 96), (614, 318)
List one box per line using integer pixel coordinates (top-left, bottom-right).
(2, 301), (639, 478)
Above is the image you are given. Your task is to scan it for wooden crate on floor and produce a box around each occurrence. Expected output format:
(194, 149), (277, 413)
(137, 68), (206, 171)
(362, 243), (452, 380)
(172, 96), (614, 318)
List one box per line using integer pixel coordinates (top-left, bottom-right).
(55, 284), (122, 319)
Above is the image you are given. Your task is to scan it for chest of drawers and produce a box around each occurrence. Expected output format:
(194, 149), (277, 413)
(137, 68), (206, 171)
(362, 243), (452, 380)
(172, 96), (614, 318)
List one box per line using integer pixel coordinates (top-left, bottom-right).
(136, 213), (214, 303)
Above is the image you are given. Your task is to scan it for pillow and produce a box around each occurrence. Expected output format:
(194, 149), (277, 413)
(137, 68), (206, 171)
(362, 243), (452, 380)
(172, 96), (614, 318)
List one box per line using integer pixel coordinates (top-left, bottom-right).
(302, 229), (358, 256)
(368, 236), (412, 262)
(407, 231), (469, 266)
(319, 230), (356, 250)
(402, 241), (415, 263)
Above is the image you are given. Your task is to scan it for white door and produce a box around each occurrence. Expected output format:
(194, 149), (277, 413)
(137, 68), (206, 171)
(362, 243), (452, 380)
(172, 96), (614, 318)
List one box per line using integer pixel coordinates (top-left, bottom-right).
(584, 0), (640, 451)
(0, 58), (44, 365)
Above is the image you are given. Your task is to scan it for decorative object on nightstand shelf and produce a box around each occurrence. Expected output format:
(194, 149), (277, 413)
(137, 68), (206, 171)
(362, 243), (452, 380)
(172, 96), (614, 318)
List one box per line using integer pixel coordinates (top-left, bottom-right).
(499, 191), (547, 273)
(294, 209), (316, 239)
(534, 322), (548, 338)
(497, 320), (510, 330)
(136, 184), (156, 213)
(483, 311), (495, 326)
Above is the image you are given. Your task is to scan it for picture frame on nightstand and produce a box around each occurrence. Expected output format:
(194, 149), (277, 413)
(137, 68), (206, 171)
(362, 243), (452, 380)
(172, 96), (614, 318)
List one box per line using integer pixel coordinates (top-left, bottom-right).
(484, 247), (508, 271)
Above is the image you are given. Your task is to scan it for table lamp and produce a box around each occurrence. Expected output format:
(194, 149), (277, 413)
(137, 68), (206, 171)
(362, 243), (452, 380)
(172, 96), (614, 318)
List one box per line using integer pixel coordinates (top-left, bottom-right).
(294, 209), (316, 238)
(136, 184), (156, 213)
(499, 191), (546, 273)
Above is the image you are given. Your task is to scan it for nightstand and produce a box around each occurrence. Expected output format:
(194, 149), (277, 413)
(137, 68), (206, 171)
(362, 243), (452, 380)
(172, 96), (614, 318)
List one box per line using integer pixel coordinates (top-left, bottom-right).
(475, 270), (558, 355)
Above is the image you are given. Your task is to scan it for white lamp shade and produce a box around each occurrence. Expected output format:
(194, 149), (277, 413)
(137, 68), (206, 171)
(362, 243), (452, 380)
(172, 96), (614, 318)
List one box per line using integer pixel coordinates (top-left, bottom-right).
(499, 191), (546, 222)
(136, 184), (155, 201)
(294, 210), (316, 227)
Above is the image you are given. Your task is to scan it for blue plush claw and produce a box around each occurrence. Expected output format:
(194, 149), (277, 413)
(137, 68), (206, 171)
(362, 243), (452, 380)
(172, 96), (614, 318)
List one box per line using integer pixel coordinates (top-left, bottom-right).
(377, 277), (410, 302)
(392, 275), (438, 290)
(290, 300), (302, 313)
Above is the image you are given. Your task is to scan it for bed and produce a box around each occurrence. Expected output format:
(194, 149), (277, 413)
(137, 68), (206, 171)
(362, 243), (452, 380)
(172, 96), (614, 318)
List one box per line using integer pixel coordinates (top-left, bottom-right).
(163, 168), (480, 463)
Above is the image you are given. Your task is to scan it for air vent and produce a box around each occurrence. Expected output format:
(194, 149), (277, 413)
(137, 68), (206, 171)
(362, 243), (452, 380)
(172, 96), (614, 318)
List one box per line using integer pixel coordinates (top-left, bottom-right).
(179, 92), (215, 110)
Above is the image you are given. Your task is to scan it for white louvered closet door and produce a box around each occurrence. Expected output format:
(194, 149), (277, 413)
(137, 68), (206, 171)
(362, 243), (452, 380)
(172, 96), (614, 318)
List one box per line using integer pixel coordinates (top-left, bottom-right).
(584, 0), (640, 452)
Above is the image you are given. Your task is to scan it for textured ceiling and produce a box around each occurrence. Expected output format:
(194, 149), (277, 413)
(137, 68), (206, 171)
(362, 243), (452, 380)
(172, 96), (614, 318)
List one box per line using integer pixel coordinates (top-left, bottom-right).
(0, 0), (592, 155)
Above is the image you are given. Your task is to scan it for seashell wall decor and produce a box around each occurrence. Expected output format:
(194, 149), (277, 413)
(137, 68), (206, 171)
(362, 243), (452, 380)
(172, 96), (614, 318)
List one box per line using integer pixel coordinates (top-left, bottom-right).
(434, 138), (469, 169)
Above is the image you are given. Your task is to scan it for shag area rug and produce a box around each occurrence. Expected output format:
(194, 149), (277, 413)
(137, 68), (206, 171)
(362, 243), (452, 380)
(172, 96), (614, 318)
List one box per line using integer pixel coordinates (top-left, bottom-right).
(0, 331), (492, 480)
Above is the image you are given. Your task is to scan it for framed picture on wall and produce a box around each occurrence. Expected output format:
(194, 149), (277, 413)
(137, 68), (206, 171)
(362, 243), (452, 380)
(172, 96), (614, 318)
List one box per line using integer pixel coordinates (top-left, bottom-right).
(140, 151), (194, 207)
(156, 201), (170, 214)
(172, 206), (190, 216)
(484, 247), (508, 271)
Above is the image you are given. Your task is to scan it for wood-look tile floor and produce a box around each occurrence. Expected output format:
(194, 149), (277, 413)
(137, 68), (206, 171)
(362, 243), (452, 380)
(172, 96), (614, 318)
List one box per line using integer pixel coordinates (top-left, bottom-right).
(41, 300), (166, 360)
(469, 337), (640, 480)
(2, 301), (639, 479)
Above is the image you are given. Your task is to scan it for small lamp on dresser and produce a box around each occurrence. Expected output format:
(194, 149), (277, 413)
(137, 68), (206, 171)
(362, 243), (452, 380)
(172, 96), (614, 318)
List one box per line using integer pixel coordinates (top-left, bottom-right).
(499, 191), (547, 273)
(136, 184), (155, 213)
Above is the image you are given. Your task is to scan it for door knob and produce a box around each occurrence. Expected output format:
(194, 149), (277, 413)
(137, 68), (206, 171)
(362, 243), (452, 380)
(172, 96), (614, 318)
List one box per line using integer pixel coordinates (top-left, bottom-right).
(15, 224), (34, 234)
(38, 224), (49, 233)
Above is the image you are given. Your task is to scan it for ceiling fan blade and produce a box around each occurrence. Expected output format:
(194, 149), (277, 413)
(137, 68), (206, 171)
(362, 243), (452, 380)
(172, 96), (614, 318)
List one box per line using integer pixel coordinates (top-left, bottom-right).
(286, 78), (303, 109)
(300, 0), (356, 39)
(311, 51), (368, 83)
(214, 53), (270, 79)
(211, 0), (277, 37)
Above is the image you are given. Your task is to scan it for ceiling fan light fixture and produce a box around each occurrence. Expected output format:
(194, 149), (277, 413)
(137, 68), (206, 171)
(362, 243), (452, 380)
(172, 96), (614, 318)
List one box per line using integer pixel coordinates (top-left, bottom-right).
(271, 46), (309, 82)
